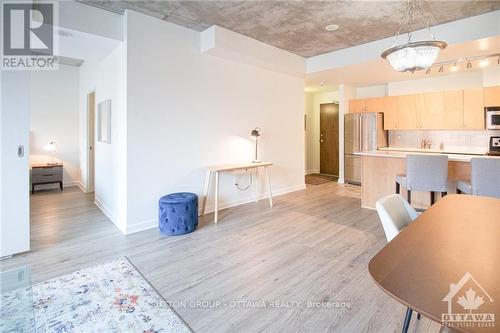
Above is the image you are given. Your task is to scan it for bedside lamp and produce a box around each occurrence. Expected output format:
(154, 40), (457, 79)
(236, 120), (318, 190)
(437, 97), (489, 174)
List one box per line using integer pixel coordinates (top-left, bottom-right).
(251, 128), (261, 163)
(43, 141), (57, 165)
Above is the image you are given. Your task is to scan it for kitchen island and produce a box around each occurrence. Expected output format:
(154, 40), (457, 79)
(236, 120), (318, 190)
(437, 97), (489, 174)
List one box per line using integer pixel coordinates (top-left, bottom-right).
(355, 150), (500, 210)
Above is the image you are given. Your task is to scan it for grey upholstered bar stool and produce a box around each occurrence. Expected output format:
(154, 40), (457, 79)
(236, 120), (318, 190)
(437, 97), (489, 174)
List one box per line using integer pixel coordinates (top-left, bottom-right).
(395, 154), (449, 206)
(456, 158), (500, 198)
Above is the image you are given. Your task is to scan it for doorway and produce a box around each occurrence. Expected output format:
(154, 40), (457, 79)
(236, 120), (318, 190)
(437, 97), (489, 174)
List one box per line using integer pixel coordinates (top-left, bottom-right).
(319, 103), (339, 176)
(87, 91), (95, 192)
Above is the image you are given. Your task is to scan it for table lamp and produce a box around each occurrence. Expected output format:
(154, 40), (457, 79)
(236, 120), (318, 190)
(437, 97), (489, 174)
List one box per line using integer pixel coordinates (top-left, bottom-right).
(43, 141), (57, 165)
(251, 128), (261, 163)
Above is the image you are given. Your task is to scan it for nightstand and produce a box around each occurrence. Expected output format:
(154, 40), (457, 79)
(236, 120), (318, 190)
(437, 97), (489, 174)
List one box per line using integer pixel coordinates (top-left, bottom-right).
(31, 164), (63, 194)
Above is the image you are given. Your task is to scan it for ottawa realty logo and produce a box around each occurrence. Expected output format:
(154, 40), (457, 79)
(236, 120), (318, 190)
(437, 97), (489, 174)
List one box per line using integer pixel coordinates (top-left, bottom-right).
(442, 272), (495, 329)
(1, 1), (58, 70)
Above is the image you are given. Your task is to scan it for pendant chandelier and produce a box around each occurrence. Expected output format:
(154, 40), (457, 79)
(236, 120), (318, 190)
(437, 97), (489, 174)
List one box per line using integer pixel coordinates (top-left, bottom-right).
(381, 0), (447, 73)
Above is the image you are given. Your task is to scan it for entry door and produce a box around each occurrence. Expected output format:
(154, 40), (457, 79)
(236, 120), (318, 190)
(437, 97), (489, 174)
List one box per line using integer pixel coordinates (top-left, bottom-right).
(87, 92), (95, 192)
(320, 103), (339, 176)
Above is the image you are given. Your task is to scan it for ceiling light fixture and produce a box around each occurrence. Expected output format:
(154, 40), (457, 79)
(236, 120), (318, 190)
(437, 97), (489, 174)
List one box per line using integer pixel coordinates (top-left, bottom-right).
(425, 68), (431, 74)
(324, 24), (339, 32)
(450, 63), (459, 72)
(479, 59), (489, 68)
(466, 61), (472, 69)
(381, 0), (446, 73)
(439, 65), (444, 73)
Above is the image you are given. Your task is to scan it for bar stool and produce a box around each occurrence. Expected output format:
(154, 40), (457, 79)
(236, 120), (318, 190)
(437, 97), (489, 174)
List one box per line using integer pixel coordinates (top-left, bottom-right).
(456, 158), (500, 198)
(395, 154), (448, 206)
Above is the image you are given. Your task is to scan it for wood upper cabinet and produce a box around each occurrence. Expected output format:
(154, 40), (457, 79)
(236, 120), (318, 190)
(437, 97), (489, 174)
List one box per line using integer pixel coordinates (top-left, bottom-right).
(444, 90), (463, 129)
(420, 92), (444, 129)
(398, 94), (420, 129)
(484, 86), (500, 107)
(349, 97), (384, 113)
(463, 88), (484, 129)
(365, 97), (384, 113)
(383, 96), (399, 130)
(347, 88), (484, 129)
(349, 99), (365, 113)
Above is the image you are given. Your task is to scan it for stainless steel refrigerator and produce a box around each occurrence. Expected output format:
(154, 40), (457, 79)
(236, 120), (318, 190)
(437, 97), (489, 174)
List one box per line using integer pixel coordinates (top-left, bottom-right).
(344, 112), (387, 185)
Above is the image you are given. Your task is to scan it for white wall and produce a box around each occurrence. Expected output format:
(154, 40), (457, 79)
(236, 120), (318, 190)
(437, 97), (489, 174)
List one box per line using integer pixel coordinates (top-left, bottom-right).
(0, 71), (30, 257)
(388, 71), (484, 96)
(93, 44), (128, 232)
(57, 0), (123, 41)
(356, 84), (387, 98)
(483, 65), (500, 86)
(30, 64), (80, 188)
(305, 91), (339, 175)
(125, 10), (305, 233)
(78, 43), (127, 231)
(78, 59), (100, 191)
(304, 92), (315, 173)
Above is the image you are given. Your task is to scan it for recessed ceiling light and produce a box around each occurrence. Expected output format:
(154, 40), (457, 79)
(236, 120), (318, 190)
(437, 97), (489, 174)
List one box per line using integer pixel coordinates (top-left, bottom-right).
(450, 63), (459, 72)
(324, 24), (339, 32)
(479, 59), (489, 68)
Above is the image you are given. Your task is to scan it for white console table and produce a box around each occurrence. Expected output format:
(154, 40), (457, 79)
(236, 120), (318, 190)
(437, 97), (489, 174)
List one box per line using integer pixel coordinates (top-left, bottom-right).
(201, 161), (273, 223)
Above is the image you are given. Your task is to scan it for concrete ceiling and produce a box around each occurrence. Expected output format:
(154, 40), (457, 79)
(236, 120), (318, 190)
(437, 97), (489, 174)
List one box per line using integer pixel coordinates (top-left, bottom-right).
(80, 0), (500, 57)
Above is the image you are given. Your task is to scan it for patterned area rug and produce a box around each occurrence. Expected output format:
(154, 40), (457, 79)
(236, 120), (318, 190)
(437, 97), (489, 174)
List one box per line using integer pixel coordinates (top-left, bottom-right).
(1, 257), (192, 333)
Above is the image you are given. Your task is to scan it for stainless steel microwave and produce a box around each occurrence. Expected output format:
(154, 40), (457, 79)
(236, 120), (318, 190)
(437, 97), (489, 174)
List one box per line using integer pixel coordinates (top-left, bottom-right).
(486, 107), (500, 129)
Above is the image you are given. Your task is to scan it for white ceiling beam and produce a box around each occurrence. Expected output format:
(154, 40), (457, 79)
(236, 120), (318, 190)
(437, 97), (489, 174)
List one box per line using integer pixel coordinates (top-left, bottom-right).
(201, 25), (305, 78)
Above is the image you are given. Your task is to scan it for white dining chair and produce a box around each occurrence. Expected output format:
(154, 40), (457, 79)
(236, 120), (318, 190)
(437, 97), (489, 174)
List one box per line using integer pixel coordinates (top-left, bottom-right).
(375, 194), (420, 333)
(376, 194), (419, 242)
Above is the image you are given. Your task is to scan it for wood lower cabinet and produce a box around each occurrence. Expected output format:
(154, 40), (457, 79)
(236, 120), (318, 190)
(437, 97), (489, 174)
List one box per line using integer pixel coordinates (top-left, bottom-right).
(463, 88), (484, 129)
(383, 96), (399, 130)
(484, 86), (500, 107)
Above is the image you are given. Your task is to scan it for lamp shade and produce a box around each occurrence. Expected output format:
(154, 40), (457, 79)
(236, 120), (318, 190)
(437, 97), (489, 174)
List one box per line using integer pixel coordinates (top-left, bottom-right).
(43, 141), (57, 152)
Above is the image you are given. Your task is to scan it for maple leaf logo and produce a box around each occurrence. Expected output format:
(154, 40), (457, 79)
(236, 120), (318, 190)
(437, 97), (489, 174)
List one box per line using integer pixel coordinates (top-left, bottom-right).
(457, 288), (485, 313)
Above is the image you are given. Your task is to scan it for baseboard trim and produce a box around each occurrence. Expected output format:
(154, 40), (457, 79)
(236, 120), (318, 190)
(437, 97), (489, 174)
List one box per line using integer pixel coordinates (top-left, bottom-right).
(201, 183), (306, 215)
(305, 169), (319, 175)
(77, 181), (88, 192)
(63, 181), (81, 188)
(125, 219), (157, 235)
(124, 184), (307, 235)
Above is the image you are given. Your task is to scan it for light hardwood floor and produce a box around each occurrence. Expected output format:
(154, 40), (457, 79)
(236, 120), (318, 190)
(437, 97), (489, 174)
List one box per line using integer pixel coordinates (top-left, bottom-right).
(1, 183), (440, 333)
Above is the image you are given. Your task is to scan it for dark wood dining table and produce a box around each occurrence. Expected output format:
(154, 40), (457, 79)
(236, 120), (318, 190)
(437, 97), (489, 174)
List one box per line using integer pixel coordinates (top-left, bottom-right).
(369, 194), (499, 333)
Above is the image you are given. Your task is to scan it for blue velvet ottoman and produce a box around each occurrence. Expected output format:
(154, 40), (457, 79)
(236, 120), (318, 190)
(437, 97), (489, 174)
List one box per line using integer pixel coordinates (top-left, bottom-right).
(159, 192), (198, 236)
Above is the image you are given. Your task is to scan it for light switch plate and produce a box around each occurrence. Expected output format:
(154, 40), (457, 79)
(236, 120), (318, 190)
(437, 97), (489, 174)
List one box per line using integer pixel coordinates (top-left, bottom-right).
(18, 145), (24, 157)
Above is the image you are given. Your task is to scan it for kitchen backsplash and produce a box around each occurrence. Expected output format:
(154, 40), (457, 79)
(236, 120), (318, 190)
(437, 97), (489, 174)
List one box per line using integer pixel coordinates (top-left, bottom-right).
(388, 130), (500, 151)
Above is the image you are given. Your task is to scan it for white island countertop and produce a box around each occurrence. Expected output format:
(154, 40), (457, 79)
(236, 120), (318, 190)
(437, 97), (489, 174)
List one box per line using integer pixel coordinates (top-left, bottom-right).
(354, 149), (500, 162)
(378, 146), (488, 155)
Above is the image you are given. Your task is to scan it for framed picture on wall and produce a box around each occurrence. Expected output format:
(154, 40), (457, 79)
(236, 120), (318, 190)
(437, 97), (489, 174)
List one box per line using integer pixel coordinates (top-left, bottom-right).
(97, 100), (111, 143)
